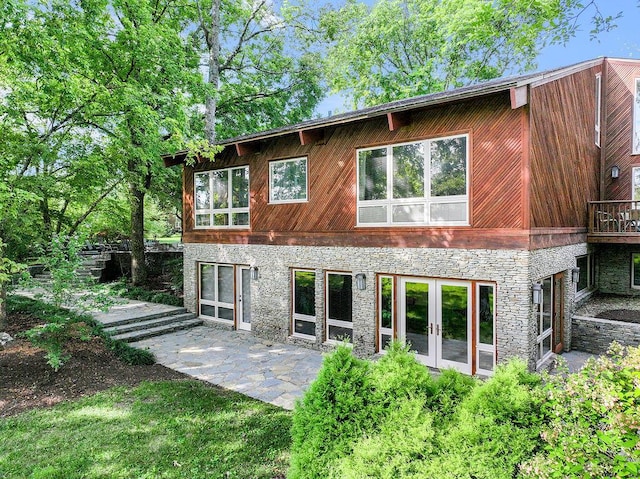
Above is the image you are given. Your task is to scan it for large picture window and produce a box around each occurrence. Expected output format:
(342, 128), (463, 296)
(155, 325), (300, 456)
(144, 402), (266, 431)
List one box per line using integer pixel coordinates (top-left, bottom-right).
(269, 157), (308, 203)
(357, 134), (469, 226)
(199, 263), (234, 322)
(194, 166), (249, 228)
(634, 78), (640, 155)
(292, 269), (316, 340)
(325, 272), (353, 343)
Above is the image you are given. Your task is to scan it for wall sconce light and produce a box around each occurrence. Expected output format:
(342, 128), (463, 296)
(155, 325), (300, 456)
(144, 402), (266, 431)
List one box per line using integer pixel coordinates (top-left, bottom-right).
(611, 165), (620, 179)
(532, 282), (542, 305)
(250, 266), (259, 281)
(355, 273), (366, 291)
(571, 267), (580, 284)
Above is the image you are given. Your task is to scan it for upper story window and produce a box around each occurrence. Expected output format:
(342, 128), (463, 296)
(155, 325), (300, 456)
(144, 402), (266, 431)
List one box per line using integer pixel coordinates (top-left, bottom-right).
(269, 157), (308, 203)
(356, 134), (469, 226)
(634, 78), (640, 155)
(194, 166), (249, 229)
(595, 73), (601, 147)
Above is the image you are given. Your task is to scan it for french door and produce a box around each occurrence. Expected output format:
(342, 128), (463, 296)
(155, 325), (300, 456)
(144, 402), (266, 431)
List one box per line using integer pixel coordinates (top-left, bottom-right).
(199, 263), (251, 330)
(396, 278), (472, 374)
(379, 276), (494, 375)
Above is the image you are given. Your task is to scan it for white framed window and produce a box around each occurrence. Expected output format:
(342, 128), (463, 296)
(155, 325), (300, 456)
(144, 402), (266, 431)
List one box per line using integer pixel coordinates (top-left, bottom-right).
(325, 271), (353, 343)
(378, 275), (394, 352)
(536, 276), (553, 367)
(576, 254), (595, 295)
(356, 134), (469, 226)
(269, 157), (308, 203)
(632, 167), (640, 201)
(199, 263), (235, 322)
(194, 166), (249, 228)
(634, 78), (640, 155)
(632, 253), (640, 289)
(292, 269), (316, 340)
(595, 73), (602, 147)
(476, 283), (496, 376)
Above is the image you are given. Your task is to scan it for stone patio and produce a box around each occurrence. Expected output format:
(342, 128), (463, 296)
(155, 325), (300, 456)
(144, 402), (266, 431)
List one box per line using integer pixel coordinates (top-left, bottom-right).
(131, 327), (325, 410)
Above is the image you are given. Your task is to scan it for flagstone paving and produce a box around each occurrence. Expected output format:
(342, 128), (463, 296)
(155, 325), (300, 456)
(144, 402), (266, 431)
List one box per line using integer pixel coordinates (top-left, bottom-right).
(131, 327), (325, 410)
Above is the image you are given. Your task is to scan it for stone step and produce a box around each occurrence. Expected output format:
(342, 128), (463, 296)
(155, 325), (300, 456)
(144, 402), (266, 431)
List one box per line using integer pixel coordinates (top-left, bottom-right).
(98, 307), (188, 328)
(104, 312), (197, 335)
(110, 317), (203, 343)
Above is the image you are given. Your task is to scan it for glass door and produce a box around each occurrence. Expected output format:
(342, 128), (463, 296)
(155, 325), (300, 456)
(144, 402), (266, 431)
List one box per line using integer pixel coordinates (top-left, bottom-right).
(437, 281), (472, 374)
(536, 276), (553, 366)
(398, 278), (435, 367)
(237, 266), (251, 331)
(199, 263), (234, 323)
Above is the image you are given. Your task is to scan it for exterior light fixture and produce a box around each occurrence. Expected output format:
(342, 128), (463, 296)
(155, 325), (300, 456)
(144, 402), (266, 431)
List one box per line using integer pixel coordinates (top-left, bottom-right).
(250, 266), (259, 280)
(571, 267), (580, 284)
(355, 273), (366, 291)
(611, 165), (620, 179)
(532, 282), (542, 305)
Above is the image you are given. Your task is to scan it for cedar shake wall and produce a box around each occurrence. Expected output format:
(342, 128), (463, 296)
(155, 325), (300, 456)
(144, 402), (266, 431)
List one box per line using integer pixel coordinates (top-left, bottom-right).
(183, 93), (527, 249)
(529, 65), (602, 229)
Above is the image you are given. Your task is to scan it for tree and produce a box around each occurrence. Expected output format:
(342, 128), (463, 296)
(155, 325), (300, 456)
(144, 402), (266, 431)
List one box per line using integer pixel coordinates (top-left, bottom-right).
(195, 0), (326, 144)
(322, 0), (620, 108)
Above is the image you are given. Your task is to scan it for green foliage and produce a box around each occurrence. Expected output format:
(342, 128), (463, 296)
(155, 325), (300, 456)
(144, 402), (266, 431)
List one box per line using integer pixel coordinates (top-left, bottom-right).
(290, 345), (543, 479)
(22, 313), (90, 371)
(109, 279), (183, 307)
(289, 345), (373, 479)
(0, 381), (292, 478)
(8, 294), (154, 369)
(521, 343), (640, 479)
(321, 0), (621, 108)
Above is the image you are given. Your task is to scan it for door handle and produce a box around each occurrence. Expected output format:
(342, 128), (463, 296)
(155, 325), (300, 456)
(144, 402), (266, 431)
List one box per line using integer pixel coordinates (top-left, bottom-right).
(436, 324), (440, 336)
(430, 323), (433, 334)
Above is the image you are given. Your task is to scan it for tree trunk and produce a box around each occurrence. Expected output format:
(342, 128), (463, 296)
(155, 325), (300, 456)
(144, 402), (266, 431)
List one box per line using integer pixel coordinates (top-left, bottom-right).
(0, 282), (7, 331)
(129, 182), (147, 286)
(205, 0), (221, 144)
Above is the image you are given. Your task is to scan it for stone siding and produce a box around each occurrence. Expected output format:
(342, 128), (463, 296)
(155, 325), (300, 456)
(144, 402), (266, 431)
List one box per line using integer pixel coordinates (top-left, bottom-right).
(597, 244), (640, 296)
(184, 242), (589, 369)
(572, 315), (640, 354)
(530, 243), (590, 360)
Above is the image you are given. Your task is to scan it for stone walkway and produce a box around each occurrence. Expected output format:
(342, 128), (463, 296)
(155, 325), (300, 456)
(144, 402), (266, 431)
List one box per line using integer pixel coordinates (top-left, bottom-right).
(131, 327), (325, 410)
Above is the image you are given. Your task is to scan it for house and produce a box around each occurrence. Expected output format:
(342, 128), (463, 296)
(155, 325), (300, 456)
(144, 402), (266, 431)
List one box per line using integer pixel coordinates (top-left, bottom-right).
(164, 57), (640, 375)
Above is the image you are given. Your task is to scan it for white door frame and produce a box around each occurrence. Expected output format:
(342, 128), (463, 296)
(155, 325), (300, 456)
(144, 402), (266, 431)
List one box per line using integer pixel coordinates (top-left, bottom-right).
(398, 277), (436, 368)
(236, 266), (251, 331)
(397, 277), (472, 374)
(436, 280), (472, 374)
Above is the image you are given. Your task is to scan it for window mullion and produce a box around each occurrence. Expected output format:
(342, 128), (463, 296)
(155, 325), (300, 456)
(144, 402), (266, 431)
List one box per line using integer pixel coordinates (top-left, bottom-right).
(387, 146), (393, 223)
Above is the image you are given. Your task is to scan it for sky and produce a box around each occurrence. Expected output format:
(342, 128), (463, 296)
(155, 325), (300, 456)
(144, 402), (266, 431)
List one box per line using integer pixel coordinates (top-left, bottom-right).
(315, 0), (640, 116)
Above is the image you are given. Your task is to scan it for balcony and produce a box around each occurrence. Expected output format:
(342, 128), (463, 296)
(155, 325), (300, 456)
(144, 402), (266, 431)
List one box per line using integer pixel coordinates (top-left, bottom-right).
(588, 201), (640, 243)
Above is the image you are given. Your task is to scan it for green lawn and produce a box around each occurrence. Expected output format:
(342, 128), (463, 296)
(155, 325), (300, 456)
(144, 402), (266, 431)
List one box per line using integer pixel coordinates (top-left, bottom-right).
(155, 234), (182, 244)
(0, 381), (292, 479)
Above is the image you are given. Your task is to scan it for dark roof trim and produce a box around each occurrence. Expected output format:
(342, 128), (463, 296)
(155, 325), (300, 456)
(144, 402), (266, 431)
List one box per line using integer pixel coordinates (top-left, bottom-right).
(163, 57), (608, 166)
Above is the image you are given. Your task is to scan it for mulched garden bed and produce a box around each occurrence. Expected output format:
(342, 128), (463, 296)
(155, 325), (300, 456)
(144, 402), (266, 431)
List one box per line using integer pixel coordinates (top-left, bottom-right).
(0, 309), (191, 418)
(595, 309), (640, 324)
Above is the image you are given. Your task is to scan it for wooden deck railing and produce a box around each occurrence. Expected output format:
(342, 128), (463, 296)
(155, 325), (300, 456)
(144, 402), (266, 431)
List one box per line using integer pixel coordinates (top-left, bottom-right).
(588, 201), (640, 234)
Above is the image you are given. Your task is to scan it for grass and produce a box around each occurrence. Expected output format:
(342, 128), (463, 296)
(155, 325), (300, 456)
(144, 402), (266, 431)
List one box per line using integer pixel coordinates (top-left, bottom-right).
(154, 234), (182, 244)
(0, 381), (292, 479)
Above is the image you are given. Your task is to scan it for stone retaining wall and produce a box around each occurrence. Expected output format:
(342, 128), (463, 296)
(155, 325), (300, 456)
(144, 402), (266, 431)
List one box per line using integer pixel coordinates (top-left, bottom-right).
(572, 315), (640, 354)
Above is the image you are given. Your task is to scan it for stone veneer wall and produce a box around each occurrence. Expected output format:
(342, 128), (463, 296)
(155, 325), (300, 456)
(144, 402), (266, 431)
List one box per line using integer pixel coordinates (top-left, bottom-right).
(184, 243), (533, 361)
(597, 244), (640, 296)
(529, 243), (589, 365)
(572, 316), (640, 354)
(183, 242), (589, 369)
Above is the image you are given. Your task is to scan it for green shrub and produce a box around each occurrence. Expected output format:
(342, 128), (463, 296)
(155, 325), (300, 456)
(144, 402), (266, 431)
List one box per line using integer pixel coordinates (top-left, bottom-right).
(427, 368), (477, 421)
(331, 398), (436, 479)
(289, 345), (373, 479)
(420, 360), (542, 479)
(520, 344), (640, 479)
